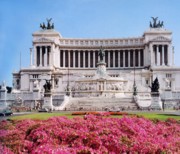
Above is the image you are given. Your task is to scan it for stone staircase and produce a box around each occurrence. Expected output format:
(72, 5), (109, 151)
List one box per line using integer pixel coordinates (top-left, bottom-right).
(53, 96), (70, 110)
(65, 96), (138, 111)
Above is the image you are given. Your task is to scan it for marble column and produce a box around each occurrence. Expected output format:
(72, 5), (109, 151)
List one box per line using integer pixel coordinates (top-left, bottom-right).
(83, 51), (85, 68)
(34, 46), (37, 66)
(113, 51), (115, 67)
(49, 47), (51, 66)
(68, 50), (70, 67)
(63, 50), (65, 67)
(133, 50), (135, 67)
(150, 44), (154, 66)
(73, 51), (75, 68)
(128, 50), (130, 67)
(167, 44), (171, 66)
(138, 50), (141, 67)
(108, 51), (110, 68)
(157, 45), (160, 66)
(51, 45), (54, 66)
(162, 45), (165, 65)
(118, 51), (120, 67)
(88, 51), (90, 68)
(93, 51), (95, 68)
(144, 45), (148, 66)
(123, 50), (125, 67)
(78, 51), (80, 68)
(40, 46), (42, 67)
(59, 49), (61, 67)
(154, 45), (157, 65)
(44, 46), (48, 67)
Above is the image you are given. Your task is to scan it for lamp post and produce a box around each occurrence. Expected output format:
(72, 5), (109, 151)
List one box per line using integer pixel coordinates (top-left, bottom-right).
(30, 47), (33, 66)
(133, 66), (137, 96)
(66, 66), (71, 96)
(4, 86), (7, 108)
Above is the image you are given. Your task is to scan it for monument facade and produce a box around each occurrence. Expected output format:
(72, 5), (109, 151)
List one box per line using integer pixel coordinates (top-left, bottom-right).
(1, 18), (180, 110)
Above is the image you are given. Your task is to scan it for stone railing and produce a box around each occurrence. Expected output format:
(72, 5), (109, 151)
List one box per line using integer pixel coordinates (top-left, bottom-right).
(59, 38), (144, 47)
(6, 92), (34, 101)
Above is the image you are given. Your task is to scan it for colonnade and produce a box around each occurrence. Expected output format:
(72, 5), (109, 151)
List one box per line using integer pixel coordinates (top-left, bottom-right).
(59, 49), (144, 68)
(152, 44), (169, 66)
(31, 45), (172, 68)
(33, 46), (51, 67)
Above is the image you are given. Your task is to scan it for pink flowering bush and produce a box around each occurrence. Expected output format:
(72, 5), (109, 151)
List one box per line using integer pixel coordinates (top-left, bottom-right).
(0, 115), (180, 154)
(71, 111), (129, 116)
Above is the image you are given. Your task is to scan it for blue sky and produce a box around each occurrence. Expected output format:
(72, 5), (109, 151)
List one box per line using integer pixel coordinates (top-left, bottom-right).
(0, 0), (180, 86)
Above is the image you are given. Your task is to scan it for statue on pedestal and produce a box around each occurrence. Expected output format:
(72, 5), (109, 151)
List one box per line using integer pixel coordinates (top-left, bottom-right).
(150, 77), (160, 93)
(98, 46), (105, 62)
(43, 79), (52, 93)
(42, 79), (53, 111)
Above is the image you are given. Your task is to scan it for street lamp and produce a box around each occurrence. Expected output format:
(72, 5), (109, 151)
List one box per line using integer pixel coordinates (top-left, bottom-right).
(133, 65), (137, 96)
(66, 66), (71, 96)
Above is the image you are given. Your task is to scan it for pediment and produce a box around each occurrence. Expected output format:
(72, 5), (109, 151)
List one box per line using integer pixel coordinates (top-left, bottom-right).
(151, 36), (171, 42)
(34, 37), (54, 43)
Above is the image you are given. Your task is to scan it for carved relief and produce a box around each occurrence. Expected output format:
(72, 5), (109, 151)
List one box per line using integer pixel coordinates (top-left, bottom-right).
(35, 37), (53, 43)
(33, 80), (39, 89)
(165, 78), (171, 89)
(151, 36), (170, 42)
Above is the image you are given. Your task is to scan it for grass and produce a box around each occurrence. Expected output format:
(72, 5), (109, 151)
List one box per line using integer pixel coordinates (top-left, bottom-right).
(8, 111), (180, 121)
(134, 112), (180, 121)
(9, 112), (74, 120)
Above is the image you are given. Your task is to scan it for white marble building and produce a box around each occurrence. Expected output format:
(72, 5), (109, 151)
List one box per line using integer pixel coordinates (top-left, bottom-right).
(2, 19), (180, 110)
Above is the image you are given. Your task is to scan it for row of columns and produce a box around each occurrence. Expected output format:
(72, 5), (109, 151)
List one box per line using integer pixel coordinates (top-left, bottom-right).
(32, 46), (51, 67)
(60, 49), (144, 68)
(152, 44), (169, 66)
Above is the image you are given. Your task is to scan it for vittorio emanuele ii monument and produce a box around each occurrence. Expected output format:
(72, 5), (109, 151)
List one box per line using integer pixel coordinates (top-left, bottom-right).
(0, 17), (180, 111)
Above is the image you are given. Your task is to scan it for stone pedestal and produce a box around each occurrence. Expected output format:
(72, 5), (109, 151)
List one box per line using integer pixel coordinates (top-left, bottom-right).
(0, 83), (7, 109)
(33, 80), (41, 100)
(43, 93), (53, 110)
(96, 61), (107, 77)
(151, 92), (162, 110)
(33, 89), (41, 100)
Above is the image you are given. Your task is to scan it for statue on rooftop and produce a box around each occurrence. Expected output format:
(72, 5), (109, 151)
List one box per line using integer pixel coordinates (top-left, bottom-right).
(40, 18), (54, 30)
(98, 46), (105, 62)
(150, 17), (164, 28)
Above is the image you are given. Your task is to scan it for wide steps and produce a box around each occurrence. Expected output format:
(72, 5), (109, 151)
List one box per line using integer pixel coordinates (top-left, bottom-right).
(65, 97), (137, 110)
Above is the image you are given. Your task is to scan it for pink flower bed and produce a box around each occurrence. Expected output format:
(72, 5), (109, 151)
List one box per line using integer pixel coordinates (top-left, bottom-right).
(0, 116), (180, 154)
